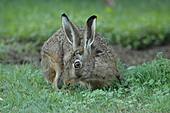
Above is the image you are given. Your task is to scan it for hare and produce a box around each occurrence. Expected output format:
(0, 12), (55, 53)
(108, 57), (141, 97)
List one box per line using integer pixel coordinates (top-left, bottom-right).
(41, 13), (128, 90)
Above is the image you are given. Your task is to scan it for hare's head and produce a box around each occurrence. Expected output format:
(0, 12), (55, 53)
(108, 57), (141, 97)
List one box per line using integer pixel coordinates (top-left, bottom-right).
(62, 14), (97, 87)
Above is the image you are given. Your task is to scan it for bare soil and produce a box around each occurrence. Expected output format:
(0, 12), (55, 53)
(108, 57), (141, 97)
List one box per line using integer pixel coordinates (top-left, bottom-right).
(115, 44), (170, 67)
(1, 41), (170, 68)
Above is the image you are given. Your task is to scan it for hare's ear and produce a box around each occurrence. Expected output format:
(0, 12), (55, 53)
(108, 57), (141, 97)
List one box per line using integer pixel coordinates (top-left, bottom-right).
(84, 15), (97, 55)
(62, 13), (81, 50)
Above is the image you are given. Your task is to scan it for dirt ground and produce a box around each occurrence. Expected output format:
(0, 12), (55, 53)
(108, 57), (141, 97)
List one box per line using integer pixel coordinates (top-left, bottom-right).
(1, 41), (170, 68)
(115, 44), (170, 67)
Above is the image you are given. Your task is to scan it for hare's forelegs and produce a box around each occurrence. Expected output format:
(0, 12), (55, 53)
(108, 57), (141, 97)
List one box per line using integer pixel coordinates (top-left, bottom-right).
(116, 71), (129, 89)
(52, 63), (61, 90)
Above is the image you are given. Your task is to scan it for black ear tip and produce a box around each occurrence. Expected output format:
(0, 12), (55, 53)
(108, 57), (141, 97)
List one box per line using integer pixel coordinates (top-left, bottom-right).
(61, 13), (68, 18)
(91, 15), (97, 19)
(87, 15), (97, 22)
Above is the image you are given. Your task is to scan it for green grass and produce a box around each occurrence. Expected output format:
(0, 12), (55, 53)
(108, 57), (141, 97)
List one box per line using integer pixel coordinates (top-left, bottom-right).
(1, 53), (170, 112)
(0, 0), (169, 112)
(0, 0), (170, 49)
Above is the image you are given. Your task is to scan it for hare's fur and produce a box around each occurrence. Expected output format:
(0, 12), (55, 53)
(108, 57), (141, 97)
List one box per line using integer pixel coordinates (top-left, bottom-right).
(41, 14), (127, 90)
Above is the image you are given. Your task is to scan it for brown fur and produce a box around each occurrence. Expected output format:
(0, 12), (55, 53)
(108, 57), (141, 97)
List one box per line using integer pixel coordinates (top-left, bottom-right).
(41, 14), (128, 90)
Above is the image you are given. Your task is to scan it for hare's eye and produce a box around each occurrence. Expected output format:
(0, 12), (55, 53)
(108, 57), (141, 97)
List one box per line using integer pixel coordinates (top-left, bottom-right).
(74, 60), (82, 69)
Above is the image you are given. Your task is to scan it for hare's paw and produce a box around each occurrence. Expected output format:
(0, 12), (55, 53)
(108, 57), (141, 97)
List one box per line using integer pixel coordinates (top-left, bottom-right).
(56, 89), (70, 93)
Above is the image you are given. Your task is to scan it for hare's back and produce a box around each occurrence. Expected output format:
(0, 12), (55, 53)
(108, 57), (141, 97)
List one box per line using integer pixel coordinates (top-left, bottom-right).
(42, 26), (86, 55)
(41, 29), (67, 63)
(92, 33), (118, 78)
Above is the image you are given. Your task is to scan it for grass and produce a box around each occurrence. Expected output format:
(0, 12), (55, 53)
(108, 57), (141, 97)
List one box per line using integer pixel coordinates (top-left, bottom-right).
(1, 0), (170, 63)
(0, 1), (170, 111)
(0, 53), (170, 112)
(0, 0), (170, 49)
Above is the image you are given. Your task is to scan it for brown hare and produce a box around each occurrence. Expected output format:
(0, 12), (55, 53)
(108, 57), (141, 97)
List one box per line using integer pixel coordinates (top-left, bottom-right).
(41, 13), (128, 90)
